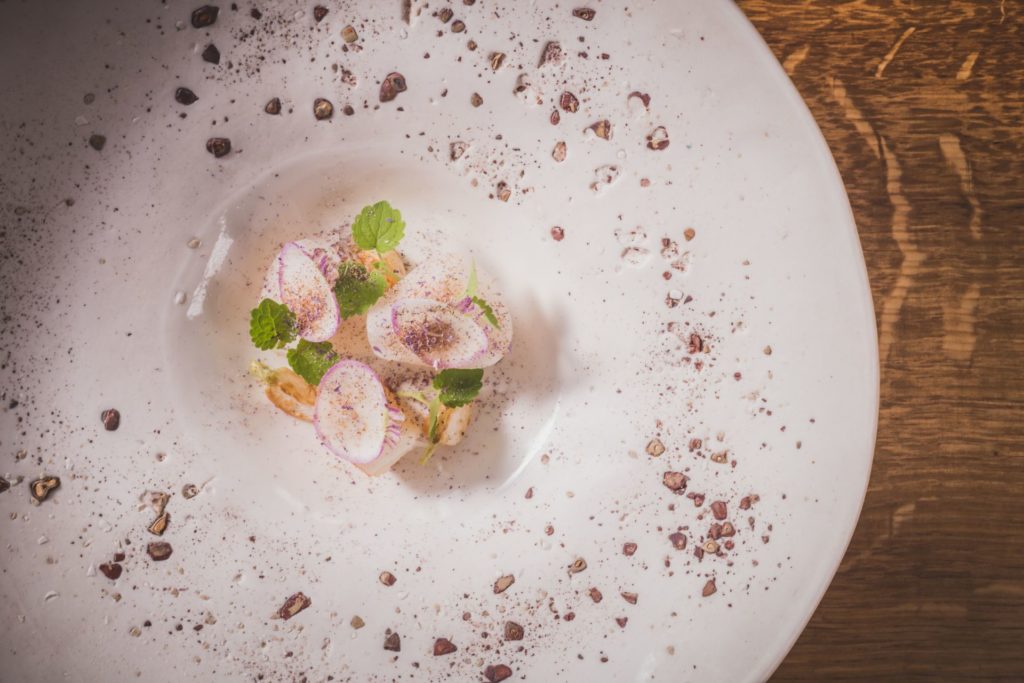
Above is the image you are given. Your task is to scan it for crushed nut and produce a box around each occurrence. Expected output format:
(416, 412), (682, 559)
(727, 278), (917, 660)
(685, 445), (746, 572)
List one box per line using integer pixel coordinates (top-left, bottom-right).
(504, 621), (524, 640)
(276, 592), (311, 620)
(669, 532), (687, 550)
(572, 7), (596, 20)
(341, 25), (358, 43)
(552, 141), (567, 162)
(433, 637), (457, 656)
(559, 91), (579, 112)
(702, 579), (717, 597)
(490, 52), (506, 70)
(264, 97), (281, 115)
(383, 630), (401, 652)
(621, 591), (638, 605)
(568, 558), (587, 574)
(146, 541), (173, 562)
(646, 126), (670, 150)
(484, 664), (513, 682)
(662, 471), (688, 493)
(379, 571), (397, 587)
(379, 72), (408, 102)
(493, 574), (515, 594)
(587, 119), (612, 140)
(646, 438), (665, 457)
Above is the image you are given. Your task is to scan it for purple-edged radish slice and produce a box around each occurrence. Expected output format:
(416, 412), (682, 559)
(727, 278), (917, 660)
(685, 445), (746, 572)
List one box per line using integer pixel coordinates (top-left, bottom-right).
(276, 241), (340, 342)
(368, 297), (489, 369)
(314, 360), (419, 475)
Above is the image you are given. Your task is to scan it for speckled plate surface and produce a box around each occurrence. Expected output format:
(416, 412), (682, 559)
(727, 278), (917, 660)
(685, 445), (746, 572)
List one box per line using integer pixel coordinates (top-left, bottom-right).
(0, 1), (878, 681)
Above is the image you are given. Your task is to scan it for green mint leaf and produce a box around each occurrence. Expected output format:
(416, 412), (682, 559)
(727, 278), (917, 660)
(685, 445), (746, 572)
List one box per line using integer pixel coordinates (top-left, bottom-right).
(351, 200), (405, 253)
(471, 296), (500, 328)
(333, 261), (388, 319)
(464, 262), (479, 298)
(286, 339), (338, 386)
(249, 298), (297, 350)
(433, 368), (484, 408)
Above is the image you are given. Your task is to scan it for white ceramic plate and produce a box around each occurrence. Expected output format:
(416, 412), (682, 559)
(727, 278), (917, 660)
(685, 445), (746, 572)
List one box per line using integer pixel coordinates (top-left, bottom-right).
(0, 1), (877, 681)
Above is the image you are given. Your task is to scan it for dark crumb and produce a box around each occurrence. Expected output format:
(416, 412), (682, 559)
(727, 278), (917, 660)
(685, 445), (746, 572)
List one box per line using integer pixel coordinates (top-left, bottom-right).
(264, 97), (281, 115)
(702, 579), (717, 596)
(662, 471), (688, 493)
(313, 5), (328, 22)
(493, 574), (515, 594)
(201, 44), (220, 64)
(0, 477), (9, 494)
(174, 88), (199, 105)
(190, 5), (219, 29)
(622, 542), (637, 556)
(379, 72), (407, 102)
(313, 98), (334, 120)
(275, 592), (312, 620)
(379, 571), (397, 586)
(250, 7), (262, 19)
(432, 638), (457, 656)
(343, 105), (354, 116)
(383, 630), (401, 652)
(615, 617), (628, 628)
(503, 621), (524, 641)
(550, 226), (565, 241)
(146, 541), (173, 562)
(484, 664), (513, 682)
(88, 134), (106, 151)
(99, 563), (123, 580)
(588, 587), (603, 603)
(669, 532), (687, 550)
(470, 92), (483, 107)
(205, 137), (231, 158)
(29, 476), (60, 502)
(101, 408), (120, 431)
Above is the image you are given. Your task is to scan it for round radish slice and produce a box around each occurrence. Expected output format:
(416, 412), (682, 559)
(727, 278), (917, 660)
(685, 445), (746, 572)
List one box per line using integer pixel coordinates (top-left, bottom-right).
(314, 360), (420, 474)
(276, 241), (340, 342)
(392, 298), (489, 369)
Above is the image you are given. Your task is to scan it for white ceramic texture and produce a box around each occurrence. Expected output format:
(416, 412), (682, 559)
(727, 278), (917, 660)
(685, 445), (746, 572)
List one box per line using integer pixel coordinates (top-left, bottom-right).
(0, 1), (878, 681)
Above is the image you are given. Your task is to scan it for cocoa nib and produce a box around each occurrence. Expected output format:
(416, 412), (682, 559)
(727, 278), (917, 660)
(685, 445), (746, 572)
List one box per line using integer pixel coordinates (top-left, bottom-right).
(313, 5), (328, 22)
(433, 637), (457, 656)
(688, 333), (704, 354)
(100, 408), (120, 430)
(147, 512), (170, 536)
(379, 571), (397, 586)
(484, 664), (513, 682)
(662, 471), (688, 493)
(0, 477), (9, 494)
(493, 574), (515, 594)
(621, 591), (638, 605)
(669, 532), (687, 550)
(264, 97), (281, 115)
(559, 91), (579, 112)
(588, 587), (603, 603)
(504, 621), (524, 640)
(710, 500), (728, 520)
(30, 476), (60, 502)
(99, 562), (123, 580)
(702, 579), (717, 597)
(174, 88), (198, 106)
(190, 5), (219, 29)
(313, 98), (334, 120)
(622, 542), (637, 556)
(383, 630), (401, 652)
(88, 134), (106, 151)
(587, 119), (612, 140)
(568, 558), (587, 574)
(276, 592), (311, 620)
(539, 41), (563, 67)
(646, 126), (670, 150)
(201, 44), (220, 64)
(146, 541), (173, 562)
(379, 72), (407, 102)
(206, 137), (231, 158)
(572, 7), (596, 20)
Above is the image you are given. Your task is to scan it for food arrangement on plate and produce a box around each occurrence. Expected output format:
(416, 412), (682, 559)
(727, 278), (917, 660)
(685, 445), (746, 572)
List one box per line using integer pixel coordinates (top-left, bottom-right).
(249, 200), (512, 473)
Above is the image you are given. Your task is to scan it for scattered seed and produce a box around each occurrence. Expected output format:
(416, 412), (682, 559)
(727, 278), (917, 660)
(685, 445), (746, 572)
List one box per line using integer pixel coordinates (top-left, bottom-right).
(190, 5), (219, 28)
(0, 478), (8, 494)
(484, 665), (513, 682)
(451, 19), (465, 32)
(313, 98), (334, 120)
(83, 93), (95, 105)
(627, 90), (651, 111)
(616, 616), (628, 628)
(539, 41), (563, 67)
(201, 44), (220, 64)
(101, 408), (120, 431)
(450, 141), (468, 160)
(646, 438), (665, 457)
(573, 7), (596, 20)
(669, 532), (687, 550)
(433, 638), (457, 656)
(206, 137), (231, 158)
(684, 227), (696, 241)
(588, 587), (603, 603)
(146, 541), (173, 562)
(275, 592), (311, 620)
(552, 141), (567, 162)
(379, 72), (407, 102)
(587, 119), (612, 140)
(646, 126), (670, 150)
(88, 134), (106, 151)
(350, 615), (365, 629)
(174, 87), (199, 105)
(621, 591), (638, 605)
(559, 91), (579, 112)
(438, 8), (454, 23)
(688, 333), (704, 354)
(383, 630), (401, 652)
(720, 522), (736, 537)
(623, 542), (637, 556)
(504, 621), (524, 640)
(568, 558), (587, 574)
(702, 539), (720, 554)
(470, 92), (483, 107)
(264, 97), (281, 115)
(467, 39), (477, 50)
(29, 476), (60, 502)
(341, 25), (358, 43)
(550, 226), (565, 241)
(489, 52), (506, 70)
(99, 563), (123, 580)
(710, 501), (728, 520)
(379, 571), (397, 586)
(662, 471), (688, 493)
(702, 579), (717, 597)
(493, 574), (515, 594)
(147, 512), (170, 536)
(313, 5), (328, 22)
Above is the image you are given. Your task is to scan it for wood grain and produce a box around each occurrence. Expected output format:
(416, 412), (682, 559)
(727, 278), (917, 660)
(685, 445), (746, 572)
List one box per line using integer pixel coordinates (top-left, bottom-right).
(736, 1), (1024, 680)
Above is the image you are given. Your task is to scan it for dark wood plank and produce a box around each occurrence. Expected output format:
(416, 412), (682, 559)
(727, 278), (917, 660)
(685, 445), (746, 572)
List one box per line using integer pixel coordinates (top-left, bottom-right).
(736, 1), (1024, 679)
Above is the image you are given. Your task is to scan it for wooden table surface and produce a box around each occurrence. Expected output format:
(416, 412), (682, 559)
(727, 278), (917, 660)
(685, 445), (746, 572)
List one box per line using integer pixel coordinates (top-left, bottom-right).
(735, 1), (1024, 680)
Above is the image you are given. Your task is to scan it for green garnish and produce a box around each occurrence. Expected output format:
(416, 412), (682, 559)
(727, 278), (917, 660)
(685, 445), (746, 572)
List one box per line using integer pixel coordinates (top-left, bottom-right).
(419, 368), (485, 464)
(352, 200), (405, 253)
(334, 261), (388, 319)
(464, 262), (499, 328)
(286, 339), (338, 386)
(249, 298), (297, 350)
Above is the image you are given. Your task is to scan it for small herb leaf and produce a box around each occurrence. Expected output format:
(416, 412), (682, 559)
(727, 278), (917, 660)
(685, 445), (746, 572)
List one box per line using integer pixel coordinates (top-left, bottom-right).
(250, 298), (297, 350)
(471, 296), (500, 328)
(433, 368), (484, 408)
(351, 200), (405, 253)
(286, 340), (338, 386)
(334, 261), (388, 318)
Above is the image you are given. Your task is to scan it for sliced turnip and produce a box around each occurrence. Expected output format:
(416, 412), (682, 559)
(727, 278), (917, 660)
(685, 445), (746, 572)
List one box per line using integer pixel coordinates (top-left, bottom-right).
(366, 255), (513, 368)
(276, 241), (340, 342)
(314, 360), (420, 475)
